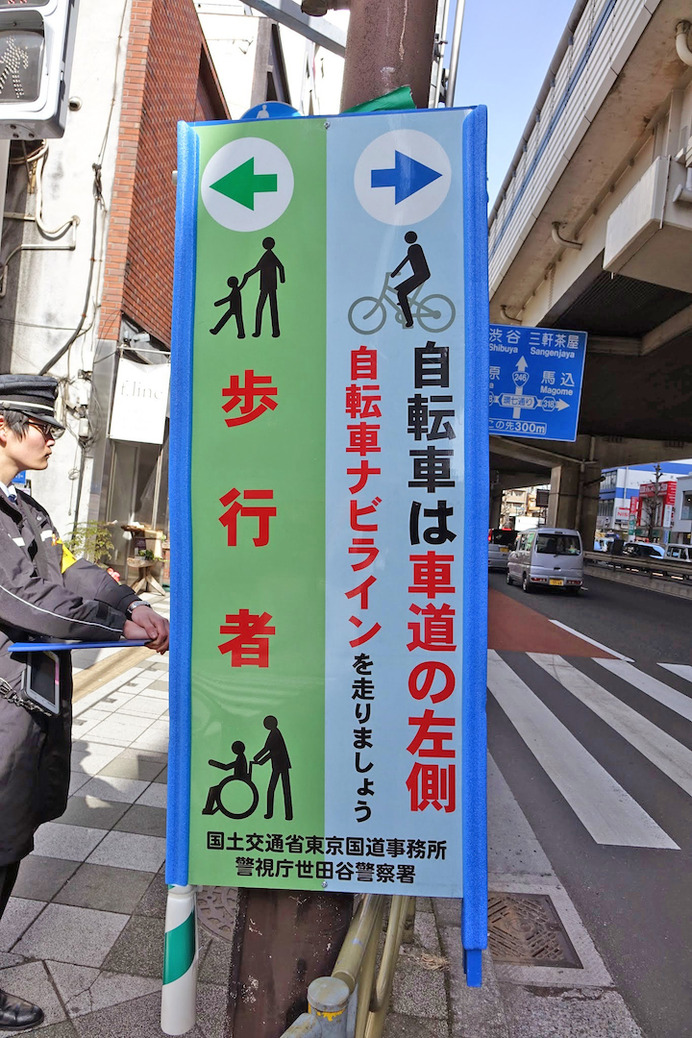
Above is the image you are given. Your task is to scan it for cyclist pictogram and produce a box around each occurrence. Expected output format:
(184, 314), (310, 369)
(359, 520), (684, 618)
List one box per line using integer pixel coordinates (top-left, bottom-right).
(348, 275), (455, 335)
(348, 230), (455, 335)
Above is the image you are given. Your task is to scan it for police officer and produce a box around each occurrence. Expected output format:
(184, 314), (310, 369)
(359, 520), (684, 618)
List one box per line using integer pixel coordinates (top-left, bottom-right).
(0, 375), (169, 1030)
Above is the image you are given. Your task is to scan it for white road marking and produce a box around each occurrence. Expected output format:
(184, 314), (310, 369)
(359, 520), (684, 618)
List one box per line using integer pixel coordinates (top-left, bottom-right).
(547, 619), (632, 661)
(595, 658), (692, 723)
(531, 654), (692, 798)
(487, 650), (676, 848)
(659, 663), (692, 685)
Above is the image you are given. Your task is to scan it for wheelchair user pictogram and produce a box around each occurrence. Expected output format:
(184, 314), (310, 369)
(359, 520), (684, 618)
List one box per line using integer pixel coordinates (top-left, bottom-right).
(201, 716), (293, 822)
(202, 740), (259, 820)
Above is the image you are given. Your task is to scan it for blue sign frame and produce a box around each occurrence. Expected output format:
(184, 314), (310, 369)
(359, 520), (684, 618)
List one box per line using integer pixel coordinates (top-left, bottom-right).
(168, 105), (489, 986)
(488, 325), (587, 441)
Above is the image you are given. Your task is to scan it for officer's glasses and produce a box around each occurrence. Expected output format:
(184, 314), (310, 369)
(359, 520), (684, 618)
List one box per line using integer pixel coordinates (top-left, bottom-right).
(26, 419), (64, 441)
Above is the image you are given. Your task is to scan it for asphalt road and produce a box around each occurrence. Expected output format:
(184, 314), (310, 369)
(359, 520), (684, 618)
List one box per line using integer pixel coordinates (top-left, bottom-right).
(488, 571), (692, 1038)
(494, 565), (692, 661)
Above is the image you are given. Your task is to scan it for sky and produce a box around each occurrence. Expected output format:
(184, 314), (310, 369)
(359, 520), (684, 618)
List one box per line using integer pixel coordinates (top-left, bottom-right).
(449, 0), (577, 207)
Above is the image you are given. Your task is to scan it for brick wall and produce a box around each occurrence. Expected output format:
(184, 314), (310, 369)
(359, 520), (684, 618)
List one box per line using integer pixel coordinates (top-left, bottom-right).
(99, 0), (228, 346)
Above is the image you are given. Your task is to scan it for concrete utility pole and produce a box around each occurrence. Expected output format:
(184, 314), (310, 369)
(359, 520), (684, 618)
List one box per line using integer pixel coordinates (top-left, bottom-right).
(224, 4), (440, 1036)
(340, 0), (439, 110)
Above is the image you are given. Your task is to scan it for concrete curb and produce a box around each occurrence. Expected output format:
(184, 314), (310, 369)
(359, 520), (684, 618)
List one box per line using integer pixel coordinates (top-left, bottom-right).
(385, 897), (509, 1038)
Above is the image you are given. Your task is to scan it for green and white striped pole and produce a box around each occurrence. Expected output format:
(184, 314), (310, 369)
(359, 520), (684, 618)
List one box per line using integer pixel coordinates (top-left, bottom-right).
(161, 884), (198, 1035)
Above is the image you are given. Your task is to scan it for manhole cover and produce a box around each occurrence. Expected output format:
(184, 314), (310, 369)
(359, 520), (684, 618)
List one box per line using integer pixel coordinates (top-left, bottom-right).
(488, 892), (582, 968)
(197, 886), (238, 942)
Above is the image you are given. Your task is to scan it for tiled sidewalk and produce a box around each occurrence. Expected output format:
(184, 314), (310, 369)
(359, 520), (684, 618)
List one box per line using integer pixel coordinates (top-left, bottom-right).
(0, 646), (232, 1038)
(0, 604), (501, 1038)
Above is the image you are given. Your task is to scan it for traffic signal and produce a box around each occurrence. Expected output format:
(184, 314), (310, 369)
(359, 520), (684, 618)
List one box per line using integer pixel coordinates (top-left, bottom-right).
(0, 0), (79, 140)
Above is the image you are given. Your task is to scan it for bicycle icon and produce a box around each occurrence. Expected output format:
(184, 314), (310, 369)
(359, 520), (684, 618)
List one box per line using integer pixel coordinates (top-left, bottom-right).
(348, 274), (456, 335)
(205, 758), (259, 820)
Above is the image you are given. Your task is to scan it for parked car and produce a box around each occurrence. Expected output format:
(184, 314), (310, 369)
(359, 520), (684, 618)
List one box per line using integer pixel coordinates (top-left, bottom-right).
(507, 527), (583, 593)
(620, 541), (665, 559)
(488, 528), (516, 571)
(664, 544), (692, 562)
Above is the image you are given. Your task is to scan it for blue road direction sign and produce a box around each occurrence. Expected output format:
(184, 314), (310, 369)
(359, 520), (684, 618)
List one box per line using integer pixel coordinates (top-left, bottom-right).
(488, 325), (587, 441)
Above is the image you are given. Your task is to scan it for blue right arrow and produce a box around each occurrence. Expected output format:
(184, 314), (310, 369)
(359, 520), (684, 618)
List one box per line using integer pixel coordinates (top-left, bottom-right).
(371, 150), (442, 204)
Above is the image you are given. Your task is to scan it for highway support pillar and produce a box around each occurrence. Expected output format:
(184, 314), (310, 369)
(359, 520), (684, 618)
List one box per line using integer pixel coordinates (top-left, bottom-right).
(547, 461), (601, 550)
(547, 463), (579, 530)
(576, 462), (601, 553)
(489, 484), (503, 529)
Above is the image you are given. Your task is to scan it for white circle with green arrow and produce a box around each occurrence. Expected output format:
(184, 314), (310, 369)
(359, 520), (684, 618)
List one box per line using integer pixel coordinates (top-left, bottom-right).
(201, 137), (294, 232)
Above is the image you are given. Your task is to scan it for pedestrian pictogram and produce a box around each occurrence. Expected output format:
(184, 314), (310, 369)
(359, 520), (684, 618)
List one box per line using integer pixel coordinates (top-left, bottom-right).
(0, 37), (29, 98)
(208, 236), (286, 339)
(0, 32), (40, 101)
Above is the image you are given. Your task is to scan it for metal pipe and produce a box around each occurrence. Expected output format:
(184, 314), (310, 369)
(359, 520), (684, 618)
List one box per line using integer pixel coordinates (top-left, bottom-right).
(151, 446), (164, 529)
(551, 221), (582, 250)
(432, 0), (450, 106)
(280, 1014), (323, 1037)
(444, 0), (466, 107)
(353, 921), (380, 1038)
(332, 895), (384, 993)
(675, 21), (692, 66)
(0, 232), (77, 299)
(369, 897), (411, 1012)
(307, 977), (350, 1037)
(301, 0), (349, 13)
(70, 443), (88, 545)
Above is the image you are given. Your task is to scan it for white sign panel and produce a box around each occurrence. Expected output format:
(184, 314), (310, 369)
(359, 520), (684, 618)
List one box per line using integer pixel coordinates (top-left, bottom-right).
(109, 357), (170, 444)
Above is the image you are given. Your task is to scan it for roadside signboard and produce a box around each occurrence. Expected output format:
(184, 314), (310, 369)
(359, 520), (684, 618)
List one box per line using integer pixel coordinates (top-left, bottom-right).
(628, 495), (639, 535)
(167, 102), (488, 949)
(109, 356), (170, 444)
(488, 324), (587, 441)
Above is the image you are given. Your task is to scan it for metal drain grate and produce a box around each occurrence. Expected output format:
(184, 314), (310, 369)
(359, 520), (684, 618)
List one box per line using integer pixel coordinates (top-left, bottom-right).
(197, 886), (239, 942)
(488, 892), (582, 968)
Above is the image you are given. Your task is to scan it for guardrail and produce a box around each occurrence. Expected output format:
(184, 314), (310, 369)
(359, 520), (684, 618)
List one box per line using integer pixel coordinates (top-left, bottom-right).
(279, 894), (413, 1038)
(585, 551), (692, 595)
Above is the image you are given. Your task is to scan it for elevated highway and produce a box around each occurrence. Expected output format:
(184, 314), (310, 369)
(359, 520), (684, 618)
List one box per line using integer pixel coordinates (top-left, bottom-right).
(487, 0), (692, 541)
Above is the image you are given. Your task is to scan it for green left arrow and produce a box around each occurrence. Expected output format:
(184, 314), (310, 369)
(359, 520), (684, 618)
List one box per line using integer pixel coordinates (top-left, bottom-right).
(210, 157), (278, 210)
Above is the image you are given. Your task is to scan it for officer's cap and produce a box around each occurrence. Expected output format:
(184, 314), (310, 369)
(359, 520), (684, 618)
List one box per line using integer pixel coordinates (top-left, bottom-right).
(0, 374), (64, 430)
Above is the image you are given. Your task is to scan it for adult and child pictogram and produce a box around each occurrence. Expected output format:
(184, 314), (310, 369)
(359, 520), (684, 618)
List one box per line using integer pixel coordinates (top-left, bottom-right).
(210, 237), (285, 339)
(202, 714), (293, 821)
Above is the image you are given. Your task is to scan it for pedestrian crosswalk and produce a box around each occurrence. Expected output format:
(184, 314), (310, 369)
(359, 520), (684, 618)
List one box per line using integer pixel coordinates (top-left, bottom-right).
(488, 650), (692, 851)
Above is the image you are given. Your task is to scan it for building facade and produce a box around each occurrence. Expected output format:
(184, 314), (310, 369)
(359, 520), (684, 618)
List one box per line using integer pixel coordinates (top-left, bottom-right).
(597, 461), (692, 539)
(0, 0), (344, 573)
(669, 475), (692, 546)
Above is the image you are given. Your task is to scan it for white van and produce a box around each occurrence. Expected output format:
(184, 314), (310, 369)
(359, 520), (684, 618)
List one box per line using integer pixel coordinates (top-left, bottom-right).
(664, 544), (692, 563)
(507, 527), (584, 594)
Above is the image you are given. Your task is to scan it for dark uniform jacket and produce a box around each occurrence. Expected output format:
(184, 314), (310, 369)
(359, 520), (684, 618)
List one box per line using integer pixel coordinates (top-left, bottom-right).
(0, 489), (141, 865)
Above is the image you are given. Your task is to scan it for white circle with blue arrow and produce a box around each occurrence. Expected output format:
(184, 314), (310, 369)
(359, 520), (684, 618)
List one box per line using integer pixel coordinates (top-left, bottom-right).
(201, 137), (294, 232)
(354, 130), (451, 225)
